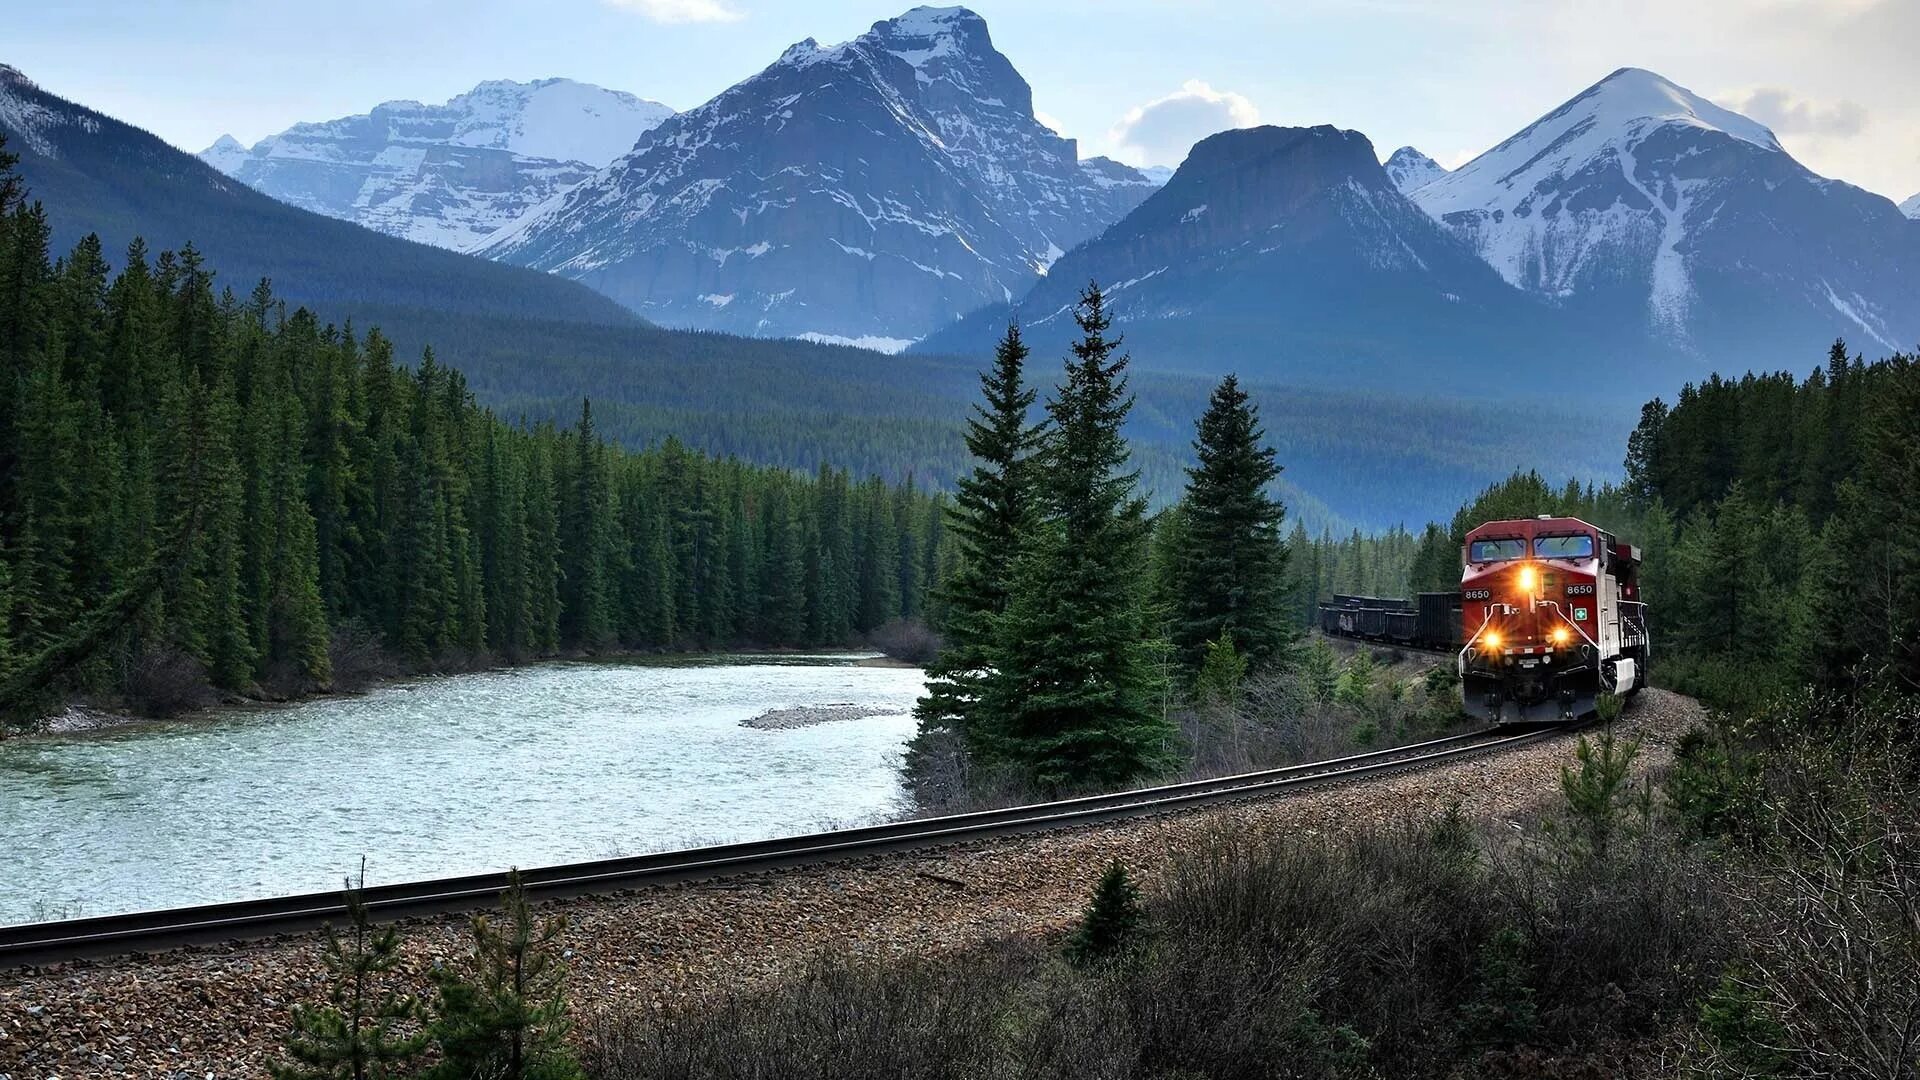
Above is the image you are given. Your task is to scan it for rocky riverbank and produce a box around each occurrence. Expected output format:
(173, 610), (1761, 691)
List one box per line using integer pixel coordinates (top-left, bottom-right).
(0, 691), (1702, 1080)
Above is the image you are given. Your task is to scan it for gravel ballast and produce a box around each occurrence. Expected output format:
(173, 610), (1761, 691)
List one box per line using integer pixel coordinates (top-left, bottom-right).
(0, 690), (1702, 1079)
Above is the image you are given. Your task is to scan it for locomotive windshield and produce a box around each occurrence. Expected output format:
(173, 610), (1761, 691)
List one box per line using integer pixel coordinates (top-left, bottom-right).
(1469, 538), (1526, 562)
(1534, 534), (1595, 559)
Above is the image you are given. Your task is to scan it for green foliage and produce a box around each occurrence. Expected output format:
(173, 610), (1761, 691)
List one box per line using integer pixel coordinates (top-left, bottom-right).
(1594, 691), (1623, 725)
(1301, 638), (1340, 705)
(427, 872), (583, 1080)
(270, 870), (427, 1080)
(1168, 374), (1292, 675)
(1665, 726), (1766, 841)
(1557, 731), (1643, 858)
(913, 327), (1042, 750)
(983, 285), (1173, 789)
(1628, 343), (1920, 700)
(0, 166), (948, 717)
(1696, 970), (1789, 1078)
(1459, 926), (1538, 1049)
(1193, 633), (1248, 709)
(1334, 648), (1376, 708)
(1065, 861), (1145, 966)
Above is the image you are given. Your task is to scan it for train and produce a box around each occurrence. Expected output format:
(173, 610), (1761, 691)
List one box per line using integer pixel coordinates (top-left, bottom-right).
(1319, 515), (1650, 724)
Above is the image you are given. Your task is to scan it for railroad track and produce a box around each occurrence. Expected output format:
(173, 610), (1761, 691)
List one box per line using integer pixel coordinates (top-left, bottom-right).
(0, 724), (1563, 969)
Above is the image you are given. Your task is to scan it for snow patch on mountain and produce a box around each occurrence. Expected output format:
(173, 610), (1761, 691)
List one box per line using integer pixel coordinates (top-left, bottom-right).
(796, 332), (917, 353)
(1902, 192), (1920, 220)
(199, 78), (673, 251)
(0, 65), (100, 158)
(1413, 68), (1781, 323)
(1384, 146), (1447, 193)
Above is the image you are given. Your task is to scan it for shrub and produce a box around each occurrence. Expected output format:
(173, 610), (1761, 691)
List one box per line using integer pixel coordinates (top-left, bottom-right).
(868, 617), (941, 665)
(120, 645), (215, 718)
(582, 951), (1017, 1080)
(327, 619), (400, 694)
(1065, 861), (1145, 965)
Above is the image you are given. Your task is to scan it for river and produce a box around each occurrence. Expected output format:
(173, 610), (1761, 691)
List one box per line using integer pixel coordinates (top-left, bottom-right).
(0, 654), (924, 926)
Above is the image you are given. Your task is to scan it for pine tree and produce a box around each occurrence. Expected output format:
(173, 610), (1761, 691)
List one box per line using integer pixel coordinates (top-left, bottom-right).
(984, 286), (1172, 789)
(427, 872), (583, 1080)
(1171, 374), (1290, 677)
(270, 868), (427, 1080)
(914, 323), (1041, 744)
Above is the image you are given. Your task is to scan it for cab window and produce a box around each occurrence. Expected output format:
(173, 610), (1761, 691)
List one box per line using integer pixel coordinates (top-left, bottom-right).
(1469, 538), (1526, 562)
(1534, 534), (1594, 559)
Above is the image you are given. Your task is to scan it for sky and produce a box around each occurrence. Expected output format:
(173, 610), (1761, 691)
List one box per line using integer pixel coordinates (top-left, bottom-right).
(11, 0), (1919, 202)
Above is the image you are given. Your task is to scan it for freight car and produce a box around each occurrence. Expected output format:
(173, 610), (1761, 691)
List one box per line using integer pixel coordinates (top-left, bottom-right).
(1318, 592), (1458, 650)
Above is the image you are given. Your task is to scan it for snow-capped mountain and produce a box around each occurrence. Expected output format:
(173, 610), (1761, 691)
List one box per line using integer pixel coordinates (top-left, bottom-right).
(1902, 192), (1920, 220)
(1384, 146), (1447, 193)
(478, 6), (1157, 345)
(917, 124), (1602, 393)
(1412, 67), (1920, 358)
(200, 79), (673, 251)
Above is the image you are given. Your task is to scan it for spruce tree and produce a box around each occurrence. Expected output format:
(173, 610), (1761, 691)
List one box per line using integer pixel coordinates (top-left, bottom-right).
(1171, 374), (1290, 677)
(983, 286), (1172, 789)
(914, 322), (1041, 745)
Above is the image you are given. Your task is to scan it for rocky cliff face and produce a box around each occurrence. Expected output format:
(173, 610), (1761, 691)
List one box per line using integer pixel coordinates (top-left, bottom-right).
(477, 6), (1155, 346)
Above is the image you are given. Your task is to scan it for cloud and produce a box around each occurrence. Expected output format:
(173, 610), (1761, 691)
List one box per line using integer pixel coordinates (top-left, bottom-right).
(1110, 80), (1260, 168)
(1722, 87), (1867, 137)
(602, 0), (744, 24)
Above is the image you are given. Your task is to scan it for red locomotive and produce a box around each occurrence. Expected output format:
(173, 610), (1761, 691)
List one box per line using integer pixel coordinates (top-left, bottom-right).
(1458, 515), (1649, 723)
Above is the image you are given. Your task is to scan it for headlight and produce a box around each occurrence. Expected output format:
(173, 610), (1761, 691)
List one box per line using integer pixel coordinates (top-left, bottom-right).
(1518, 565), (1537, 591)
(1483, 631), (1502, 650)
(1552, 626), (1570, 645)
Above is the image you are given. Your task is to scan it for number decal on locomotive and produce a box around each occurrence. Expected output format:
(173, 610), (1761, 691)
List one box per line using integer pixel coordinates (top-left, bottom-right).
(1463, 588), (1492, 601)
(1566, 583), (1595, 596)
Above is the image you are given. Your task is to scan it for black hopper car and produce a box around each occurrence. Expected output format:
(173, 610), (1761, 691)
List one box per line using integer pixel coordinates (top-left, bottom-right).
(1319, 592), (1463, 652)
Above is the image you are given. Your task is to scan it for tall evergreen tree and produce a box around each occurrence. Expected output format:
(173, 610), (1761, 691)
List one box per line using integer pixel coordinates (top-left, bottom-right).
(913, 323), (1041, 744)
(983, 287), (1172, 789)
(1169, 374), (1291, 677)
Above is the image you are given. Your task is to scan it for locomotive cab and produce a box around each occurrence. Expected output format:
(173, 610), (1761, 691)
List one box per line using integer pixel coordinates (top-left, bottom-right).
(1458, 515), (1650, 724)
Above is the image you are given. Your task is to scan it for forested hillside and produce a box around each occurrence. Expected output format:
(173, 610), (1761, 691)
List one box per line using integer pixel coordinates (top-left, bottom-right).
(0, 150), (947, 724)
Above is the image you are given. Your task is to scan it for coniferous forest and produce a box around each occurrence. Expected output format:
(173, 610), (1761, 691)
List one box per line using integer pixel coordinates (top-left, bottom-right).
(0, 149), (948, 726)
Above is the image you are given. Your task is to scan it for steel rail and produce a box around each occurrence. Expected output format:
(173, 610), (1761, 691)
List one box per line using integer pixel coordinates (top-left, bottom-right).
(0, 724), (1560, 969)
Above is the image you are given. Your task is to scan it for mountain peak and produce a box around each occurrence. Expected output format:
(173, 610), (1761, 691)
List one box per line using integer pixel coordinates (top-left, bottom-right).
(200, 132), (251, 175)
(1384, 146), (1447, 193)
(869, 5), (989, 51)
(1580, 66), (1781, 152)
(0, 64), (34, 91)
(1901, 192), (1920, 220)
